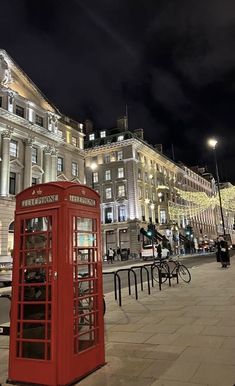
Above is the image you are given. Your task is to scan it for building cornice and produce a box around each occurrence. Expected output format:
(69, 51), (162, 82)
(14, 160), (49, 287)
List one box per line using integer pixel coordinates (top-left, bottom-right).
(0, 107), (64, 143)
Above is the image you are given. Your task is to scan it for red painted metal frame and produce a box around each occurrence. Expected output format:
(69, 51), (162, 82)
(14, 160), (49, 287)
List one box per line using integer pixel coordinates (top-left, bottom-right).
(8, 182), (105, 386)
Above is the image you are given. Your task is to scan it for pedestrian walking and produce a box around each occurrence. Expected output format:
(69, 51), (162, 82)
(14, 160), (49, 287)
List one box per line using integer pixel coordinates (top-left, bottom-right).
(216, 237), (230, 268)
(107, 247), (114, 264)
(116, 246), (121, 261)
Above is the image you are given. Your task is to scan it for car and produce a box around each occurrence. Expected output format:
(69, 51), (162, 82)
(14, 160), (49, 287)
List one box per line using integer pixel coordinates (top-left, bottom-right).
(0, 264), (12, 287)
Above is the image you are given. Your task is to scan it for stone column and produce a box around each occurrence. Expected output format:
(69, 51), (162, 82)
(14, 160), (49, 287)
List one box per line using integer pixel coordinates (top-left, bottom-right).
(43, 146), (51, 182)
(23, 138), (33, 189)
(50, 147), (58, 181)
(0, 129), (12, 196)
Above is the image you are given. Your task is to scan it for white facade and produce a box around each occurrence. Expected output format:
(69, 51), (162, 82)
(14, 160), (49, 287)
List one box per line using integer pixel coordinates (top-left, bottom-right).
(84, 123), (223, 257)
(0, 50), (85, 262)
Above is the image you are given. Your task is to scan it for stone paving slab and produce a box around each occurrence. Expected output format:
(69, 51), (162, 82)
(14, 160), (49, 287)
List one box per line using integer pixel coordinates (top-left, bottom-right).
(1, 256), (235, 386)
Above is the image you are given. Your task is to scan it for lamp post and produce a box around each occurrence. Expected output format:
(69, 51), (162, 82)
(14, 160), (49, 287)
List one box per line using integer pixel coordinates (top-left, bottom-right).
(208, 138), (226, 236)
(90, 162), (97, 189)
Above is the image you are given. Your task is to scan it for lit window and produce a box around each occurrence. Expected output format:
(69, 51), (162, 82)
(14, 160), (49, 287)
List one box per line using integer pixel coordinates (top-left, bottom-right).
(32, 177), (39, 186)
(117, 150), (123, 160)
(9, 172), (16, 195)
(117, 135), (124, 141)
(10, 140), (18, 157)
(104, 207), (113, 223)
(71, 136), (77, 146)
(89, 133), (95, 140)
(100, 131), (106, 138)
(32, 147), (38, 164)
(105, 187), (112, 199)
(35, 114), (43, 127)
(72, 162), (78, 176)
(105, 170), (111, 180)
(118, 167), (124, 178)
(118, 185), (125, 197)
(158, 192), (164, 202)
(104, 154), (110, 163)
(160, 210), (166, 224)
(57, 157), (64, 172)
(15, 105), (24, 118)
(93, 171), (98, 183)
(118, 205), (126, 222)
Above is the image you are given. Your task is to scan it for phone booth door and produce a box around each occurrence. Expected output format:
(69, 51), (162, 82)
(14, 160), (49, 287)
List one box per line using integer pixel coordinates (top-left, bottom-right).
(70, 209), (104, 375)
(9, 210), (57, 384)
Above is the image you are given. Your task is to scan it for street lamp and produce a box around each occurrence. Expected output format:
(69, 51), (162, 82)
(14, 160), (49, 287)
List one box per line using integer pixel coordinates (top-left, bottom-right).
(208, 138), (226, 236)
(90, 162), (97, 189)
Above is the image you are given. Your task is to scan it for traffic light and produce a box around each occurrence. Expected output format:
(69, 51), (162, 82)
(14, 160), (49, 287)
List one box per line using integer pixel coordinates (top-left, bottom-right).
(186, 225), (193, 238)
(140, 224), (155, 240)
(147, 223), (155, 237)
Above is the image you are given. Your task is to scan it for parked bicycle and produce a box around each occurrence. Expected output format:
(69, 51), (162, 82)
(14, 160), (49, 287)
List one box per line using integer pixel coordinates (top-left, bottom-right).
(152, 258), (170, 284)
(152, 255), (191, 284)
(168, 255), (191, 283)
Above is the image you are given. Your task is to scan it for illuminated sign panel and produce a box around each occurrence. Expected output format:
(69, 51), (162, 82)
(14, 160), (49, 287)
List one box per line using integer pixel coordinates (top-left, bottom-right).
(21, 195), (59, 207)
(69, 195), (96, 206)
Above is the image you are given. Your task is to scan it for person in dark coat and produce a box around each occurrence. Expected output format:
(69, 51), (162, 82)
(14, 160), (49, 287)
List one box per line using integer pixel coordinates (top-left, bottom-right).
(217, 237), (230, 268)
(156, 242), (162, 260)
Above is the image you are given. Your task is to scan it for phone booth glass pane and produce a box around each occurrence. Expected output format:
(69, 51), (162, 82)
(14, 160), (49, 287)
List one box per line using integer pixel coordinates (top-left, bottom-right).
(72, 216), (99, 353)
(17, 216), (53, 360)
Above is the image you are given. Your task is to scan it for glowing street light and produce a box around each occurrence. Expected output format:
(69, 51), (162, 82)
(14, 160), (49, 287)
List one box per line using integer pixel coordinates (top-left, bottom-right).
(208, 138), (225, 235)
(207, 138), (217, 149)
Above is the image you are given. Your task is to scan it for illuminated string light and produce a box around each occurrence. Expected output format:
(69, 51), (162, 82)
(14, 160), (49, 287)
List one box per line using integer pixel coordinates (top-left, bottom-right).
(168, 186), (235, 220)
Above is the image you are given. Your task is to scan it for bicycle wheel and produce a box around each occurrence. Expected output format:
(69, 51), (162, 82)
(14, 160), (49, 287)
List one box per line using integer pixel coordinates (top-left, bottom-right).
(178, 264), (191, 283)
(152, 262), (169, 283)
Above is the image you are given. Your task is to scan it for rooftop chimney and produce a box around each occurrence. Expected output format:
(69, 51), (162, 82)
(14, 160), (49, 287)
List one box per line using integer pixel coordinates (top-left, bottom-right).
(134, 128), (144, 140)
(117, 116), (128, 131)
(154, 144), (163, 153)
(84, 119), (93, 134)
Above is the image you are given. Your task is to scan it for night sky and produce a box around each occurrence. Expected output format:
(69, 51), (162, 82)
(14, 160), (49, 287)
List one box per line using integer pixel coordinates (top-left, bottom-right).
(1, 0), (235, 182)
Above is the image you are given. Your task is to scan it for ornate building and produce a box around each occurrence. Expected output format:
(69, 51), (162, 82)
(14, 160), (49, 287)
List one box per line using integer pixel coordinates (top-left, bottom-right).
(0, 50), (85, 262)
(84, 118), (219, 257)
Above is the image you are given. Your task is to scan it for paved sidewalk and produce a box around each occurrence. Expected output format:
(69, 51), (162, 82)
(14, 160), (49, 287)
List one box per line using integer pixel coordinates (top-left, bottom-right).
(1, 257), (235, 386)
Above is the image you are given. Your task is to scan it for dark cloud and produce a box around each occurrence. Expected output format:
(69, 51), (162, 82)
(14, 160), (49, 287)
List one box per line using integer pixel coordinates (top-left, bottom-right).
(1, 0), (235, 181)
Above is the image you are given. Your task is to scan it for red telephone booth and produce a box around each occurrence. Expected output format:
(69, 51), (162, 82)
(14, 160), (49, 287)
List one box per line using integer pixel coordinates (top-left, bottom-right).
(8, 182), (105, 386)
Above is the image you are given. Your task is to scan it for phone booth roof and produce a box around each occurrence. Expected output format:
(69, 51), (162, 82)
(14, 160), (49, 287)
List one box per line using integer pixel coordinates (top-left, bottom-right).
(15, 181), (100, 212)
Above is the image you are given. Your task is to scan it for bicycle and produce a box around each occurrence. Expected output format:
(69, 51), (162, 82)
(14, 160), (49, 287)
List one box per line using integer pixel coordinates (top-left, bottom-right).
(152, 258), (170, 284)
(168, 255), (191, 283)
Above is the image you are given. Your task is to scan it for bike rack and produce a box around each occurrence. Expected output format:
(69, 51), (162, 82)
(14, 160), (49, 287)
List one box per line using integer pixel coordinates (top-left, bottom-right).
(103, 263), (159, 307)
(102, 261), (180, 308)
(113, 268), (137, 306)
(133, 265), (151, 294)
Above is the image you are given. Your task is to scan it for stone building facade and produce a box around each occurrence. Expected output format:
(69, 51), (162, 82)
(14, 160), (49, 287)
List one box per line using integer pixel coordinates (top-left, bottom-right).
(0, 50), (85, 262)
(84, 119), (220, 257)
